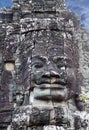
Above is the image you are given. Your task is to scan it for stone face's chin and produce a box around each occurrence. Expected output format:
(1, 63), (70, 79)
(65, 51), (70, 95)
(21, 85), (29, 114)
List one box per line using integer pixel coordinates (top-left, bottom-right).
(33, 84), (67, 101)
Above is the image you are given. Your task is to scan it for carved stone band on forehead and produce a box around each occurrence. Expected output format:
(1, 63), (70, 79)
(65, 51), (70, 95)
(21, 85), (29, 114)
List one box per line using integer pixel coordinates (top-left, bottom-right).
(20, 18), (74, 33)
(21, 29), (73, 36)
(19, 19), (74, 35)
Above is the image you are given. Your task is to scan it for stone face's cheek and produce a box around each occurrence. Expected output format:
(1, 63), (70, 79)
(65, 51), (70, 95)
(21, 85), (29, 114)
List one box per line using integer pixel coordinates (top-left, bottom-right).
(50, 89), (67, 101)
(33, 88), (51, 100)
(66, 68), (76, 92)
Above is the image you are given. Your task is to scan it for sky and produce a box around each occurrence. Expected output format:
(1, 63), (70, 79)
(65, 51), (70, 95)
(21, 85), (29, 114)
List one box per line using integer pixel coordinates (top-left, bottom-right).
(0, 0), (89, 28)
(65, 0), (89, 28)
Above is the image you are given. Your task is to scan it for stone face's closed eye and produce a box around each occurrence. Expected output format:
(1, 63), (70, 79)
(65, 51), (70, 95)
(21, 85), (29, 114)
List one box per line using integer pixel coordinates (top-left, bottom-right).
(33, 62), (44, 69)
(32, 56), (47, 69)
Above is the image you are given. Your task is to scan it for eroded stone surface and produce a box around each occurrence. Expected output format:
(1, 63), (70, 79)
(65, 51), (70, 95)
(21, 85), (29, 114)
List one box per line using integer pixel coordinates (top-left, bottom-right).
(0, 0), (89, 130)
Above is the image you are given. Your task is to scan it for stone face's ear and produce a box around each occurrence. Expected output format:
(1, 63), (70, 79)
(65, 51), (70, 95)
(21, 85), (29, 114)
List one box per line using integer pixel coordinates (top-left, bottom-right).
(13, 91), (24, 106)
(74, 94), (85, 111)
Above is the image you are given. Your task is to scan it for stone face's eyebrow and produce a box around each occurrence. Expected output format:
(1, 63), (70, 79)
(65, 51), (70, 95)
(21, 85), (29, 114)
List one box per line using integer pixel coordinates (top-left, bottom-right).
(53, 56), (64, 61)
(53, 56), (73, 66)
(53, 56), (72, 61)
(32, 55), (47, 62)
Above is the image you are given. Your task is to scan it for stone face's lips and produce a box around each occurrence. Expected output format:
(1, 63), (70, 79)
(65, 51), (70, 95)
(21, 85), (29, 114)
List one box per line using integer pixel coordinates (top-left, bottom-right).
(35, 78), (66, 87)
(33, 77), (67, 100)
(36, 84), (66, 89)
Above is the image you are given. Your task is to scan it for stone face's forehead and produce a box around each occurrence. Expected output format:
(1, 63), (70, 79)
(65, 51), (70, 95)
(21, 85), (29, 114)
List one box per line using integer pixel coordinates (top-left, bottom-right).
(33, 30), (64, 57)
(32, 45), (48, 56)
(47, 45), (64, 56)
(31, 29), (76, 68)
(35, 30), (64, 45)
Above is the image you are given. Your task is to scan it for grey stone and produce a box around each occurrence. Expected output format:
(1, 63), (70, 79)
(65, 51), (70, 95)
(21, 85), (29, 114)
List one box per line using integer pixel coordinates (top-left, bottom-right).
(0, 0), (89, 130)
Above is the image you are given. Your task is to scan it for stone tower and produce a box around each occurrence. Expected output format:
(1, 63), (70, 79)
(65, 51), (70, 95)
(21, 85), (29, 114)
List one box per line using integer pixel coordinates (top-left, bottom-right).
(0, 0), (89, 130)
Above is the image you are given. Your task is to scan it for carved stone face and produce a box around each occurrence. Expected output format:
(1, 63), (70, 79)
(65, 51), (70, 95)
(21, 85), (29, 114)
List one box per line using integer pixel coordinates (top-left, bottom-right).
(31, 57), (67, 101)
(31, 43), (74, 102)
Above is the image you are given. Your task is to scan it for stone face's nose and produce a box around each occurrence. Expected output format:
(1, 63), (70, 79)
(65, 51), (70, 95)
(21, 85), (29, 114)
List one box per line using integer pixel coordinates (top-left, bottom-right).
(50, 70), (60, 78)
(42, 71), (60, 78)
